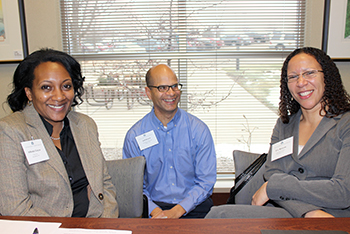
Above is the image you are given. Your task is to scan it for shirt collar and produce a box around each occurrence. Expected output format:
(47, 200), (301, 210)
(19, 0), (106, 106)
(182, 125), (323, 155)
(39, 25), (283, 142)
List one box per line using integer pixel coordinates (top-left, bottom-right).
(151, 107), (181, 131)
(39, 115), (70, 137)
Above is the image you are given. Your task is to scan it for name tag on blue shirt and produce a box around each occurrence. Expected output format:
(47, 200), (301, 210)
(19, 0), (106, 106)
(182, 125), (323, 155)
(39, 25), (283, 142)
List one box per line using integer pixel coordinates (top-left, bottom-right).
(135, 130), (159, 150)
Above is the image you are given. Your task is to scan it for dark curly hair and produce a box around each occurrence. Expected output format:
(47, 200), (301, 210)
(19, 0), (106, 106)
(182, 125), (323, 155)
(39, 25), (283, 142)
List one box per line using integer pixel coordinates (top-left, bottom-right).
(279, 47), (350, 124)
(7, 48), (85, 112)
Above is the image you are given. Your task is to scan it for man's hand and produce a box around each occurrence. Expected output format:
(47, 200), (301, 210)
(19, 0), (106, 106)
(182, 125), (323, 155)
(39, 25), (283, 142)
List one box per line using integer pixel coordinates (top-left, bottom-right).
(151, 205), (186, 219)
(252, 181), (269, 206)
(150, 207), (165, 218)
(304, 210), (334, 218)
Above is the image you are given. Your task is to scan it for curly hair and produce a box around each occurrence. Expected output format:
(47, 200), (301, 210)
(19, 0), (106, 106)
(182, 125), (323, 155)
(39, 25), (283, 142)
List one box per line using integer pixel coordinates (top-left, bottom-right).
(279, 47), (350, 123)
(7, 48), (85, 112)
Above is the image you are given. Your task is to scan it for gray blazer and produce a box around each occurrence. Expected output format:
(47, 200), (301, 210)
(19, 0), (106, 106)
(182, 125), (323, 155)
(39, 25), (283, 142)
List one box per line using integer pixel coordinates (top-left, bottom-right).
(0, 105), (119, 217)
(264, 109), (350, 217)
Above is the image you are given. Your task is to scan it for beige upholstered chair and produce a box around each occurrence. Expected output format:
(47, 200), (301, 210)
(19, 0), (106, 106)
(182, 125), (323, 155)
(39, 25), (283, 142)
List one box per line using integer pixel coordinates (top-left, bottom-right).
(106, 156), (146, 218)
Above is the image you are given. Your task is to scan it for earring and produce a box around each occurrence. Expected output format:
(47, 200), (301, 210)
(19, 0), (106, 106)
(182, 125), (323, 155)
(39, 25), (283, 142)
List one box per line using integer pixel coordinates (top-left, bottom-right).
(291, 97), (294, 101)
(28, 100), (32, 106)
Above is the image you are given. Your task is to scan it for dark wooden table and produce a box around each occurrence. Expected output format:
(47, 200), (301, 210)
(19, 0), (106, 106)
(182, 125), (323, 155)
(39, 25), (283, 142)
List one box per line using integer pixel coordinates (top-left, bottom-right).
(1, 216), (350, 234)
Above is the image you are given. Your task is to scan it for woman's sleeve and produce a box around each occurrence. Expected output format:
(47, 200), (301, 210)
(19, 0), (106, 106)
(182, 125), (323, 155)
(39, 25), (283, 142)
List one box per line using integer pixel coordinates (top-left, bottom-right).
(273, 200), (321, 218)
(0, 121), (50, 216)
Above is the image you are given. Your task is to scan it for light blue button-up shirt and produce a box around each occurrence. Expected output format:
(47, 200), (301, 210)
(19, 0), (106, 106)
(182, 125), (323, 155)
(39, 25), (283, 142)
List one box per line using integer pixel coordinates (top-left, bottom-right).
(123, 108), (216, 216)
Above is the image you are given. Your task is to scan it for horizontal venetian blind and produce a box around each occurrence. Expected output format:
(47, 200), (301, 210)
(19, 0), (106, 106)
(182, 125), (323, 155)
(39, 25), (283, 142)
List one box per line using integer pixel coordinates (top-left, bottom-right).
(60, 0), (305, 172)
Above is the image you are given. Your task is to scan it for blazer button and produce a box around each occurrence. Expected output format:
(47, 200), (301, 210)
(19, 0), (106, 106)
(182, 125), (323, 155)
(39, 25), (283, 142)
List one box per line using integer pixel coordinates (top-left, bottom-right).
(98, 193), (104, 200)
(298, 168), (304, 173)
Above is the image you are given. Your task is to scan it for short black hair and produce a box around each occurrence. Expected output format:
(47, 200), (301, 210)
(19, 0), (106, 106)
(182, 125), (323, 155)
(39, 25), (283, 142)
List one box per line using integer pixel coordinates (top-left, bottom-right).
(7, 48), (85, 112)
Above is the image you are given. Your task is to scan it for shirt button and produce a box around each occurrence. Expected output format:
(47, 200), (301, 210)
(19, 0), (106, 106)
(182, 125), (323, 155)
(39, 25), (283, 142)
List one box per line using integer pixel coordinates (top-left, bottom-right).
(69, 176), (73, 181)
(172, 183), (174, 186)
(298, 168), (304, 173)
(169, 149), (171, 152)
(98, 193), (104, 200)
(170, 166), (173, 169)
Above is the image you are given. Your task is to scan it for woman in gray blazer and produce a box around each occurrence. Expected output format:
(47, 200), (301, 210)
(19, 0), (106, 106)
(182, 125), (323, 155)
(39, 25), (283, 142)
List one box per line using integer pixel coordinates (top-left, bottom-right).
(0, 49), (119, 217)
(206, 47), (350, 218)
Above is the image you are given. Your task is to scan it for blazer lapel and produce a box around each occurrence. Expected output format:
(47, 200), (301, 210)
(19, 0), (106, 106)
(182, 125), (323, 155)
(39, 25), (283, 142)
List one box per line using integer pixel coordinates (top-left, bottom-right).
(67, 112), (89, 166)
(68, 112), (101, 191)
(285, 110), (302, 161)
(298, 114), (339, 159)
(23, 105), (70, 184)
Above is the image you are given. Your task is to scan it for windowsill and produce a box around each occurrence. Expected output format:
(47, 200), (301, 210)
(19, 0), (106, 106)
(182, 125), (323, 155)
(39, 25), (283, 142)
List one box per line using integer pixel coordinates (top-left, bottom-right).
(213, 174), (234, 193)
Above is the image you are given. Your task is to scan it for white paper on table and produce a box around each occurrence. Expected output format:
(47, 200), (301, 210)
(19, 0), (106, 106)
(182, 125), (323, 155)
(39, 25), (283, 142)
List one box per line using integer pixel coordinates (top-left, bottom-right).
(0, 219), (61, 234)
(53, 228), (132, 234)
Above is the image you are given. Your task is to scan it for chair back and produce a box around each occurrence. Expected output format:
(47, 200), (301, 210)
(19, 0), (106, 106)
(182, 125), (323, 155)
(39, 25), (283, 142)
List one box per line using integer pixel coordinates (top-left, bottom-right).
(106, 156), (146, 218)
(233, 150), (266, 204)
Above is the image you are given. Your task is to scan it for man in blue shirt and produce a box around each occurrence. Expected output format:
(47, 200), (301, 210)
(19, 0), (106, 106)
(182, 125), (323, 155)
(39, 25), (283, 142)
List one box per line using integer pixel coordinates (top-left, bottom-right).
(123, 64), (216, 218)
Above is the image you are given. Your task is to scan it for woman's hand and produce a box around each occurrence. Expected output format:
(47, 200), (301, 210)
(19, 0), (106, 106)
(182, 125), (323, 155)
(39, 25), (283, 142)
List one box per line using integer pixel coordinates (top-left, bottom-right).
(252, 181), (269, 206)
(304, 210), (334, 218)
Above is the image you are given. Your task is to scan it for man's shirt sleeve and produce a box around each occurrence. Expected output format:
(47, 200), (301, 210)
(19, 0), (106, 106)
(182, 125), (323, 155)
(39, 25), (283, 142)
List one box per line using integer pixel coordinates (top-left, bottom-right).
(178, 124), (217, 214)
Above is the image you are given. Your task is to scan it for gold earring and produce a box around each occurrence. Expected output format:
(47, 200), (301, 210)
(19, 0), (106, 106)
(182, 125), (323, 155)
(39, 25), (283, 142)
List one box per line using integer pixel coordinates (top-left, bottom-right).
(28, 100), (32, 106)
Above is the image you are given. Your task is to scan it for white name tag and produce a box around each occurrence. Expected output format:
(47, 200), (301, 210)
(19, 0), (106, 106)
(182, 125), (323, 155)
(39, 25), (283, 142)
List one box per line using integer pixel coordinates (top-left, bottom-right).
(135, 130), (159, 151)
(271, 136), (293, 162)
(21, 139), (50, 165)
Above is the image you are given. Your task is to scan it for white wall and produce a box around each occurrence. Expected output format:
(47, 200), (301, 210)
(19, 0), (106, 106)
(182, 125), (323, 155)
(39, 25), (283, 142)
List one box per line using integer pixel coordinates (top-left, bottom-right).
(0, 0), (62, 118)
(0, 0), (349, 119)
(0, 63), (16, 117)
(24, 0), (62, 52)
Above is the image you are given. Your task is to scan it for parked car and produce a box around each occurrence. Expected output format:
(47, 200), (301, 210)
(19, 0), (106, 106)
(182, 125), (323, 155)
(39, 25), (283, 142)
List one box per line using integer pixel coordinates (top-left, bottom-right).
(187, 36), (203, 50)
(112, 42), (147, 53)
(269, 33), (298, 50)
(248, 33), (269, 44)
(136, 37), (178, 52)
(79, 39), (115, 53)
(186, 29), (223, 50)
(221, 34), (253, 47)
(199, 30), (224, 50)
(80, 42), (95, 53)
(196, 37), (223, 50)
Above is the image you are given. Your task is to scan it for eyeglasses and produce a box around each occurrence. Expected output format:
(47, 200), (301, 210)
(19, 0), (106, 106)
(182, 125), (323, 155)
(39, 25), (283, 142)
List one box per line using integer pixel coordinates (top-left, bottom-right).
(287, 69), (323, 83)
(148, 83), (183, 92)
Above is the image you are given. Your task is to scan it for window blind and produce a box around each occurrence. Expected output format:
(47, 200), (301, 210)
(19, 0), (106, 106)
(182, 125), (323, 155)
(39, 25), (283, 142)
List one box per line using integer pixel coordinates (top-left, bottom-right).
(60, 0), (305, 173)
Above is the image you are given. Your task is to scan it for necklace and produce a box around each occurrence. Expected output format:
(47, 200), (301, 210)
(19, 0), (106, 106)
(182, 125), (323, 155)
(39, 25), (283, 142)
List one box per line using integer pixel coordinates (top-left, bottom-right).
(51, 122), (64, 141)
(50, 136), (60, 140)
